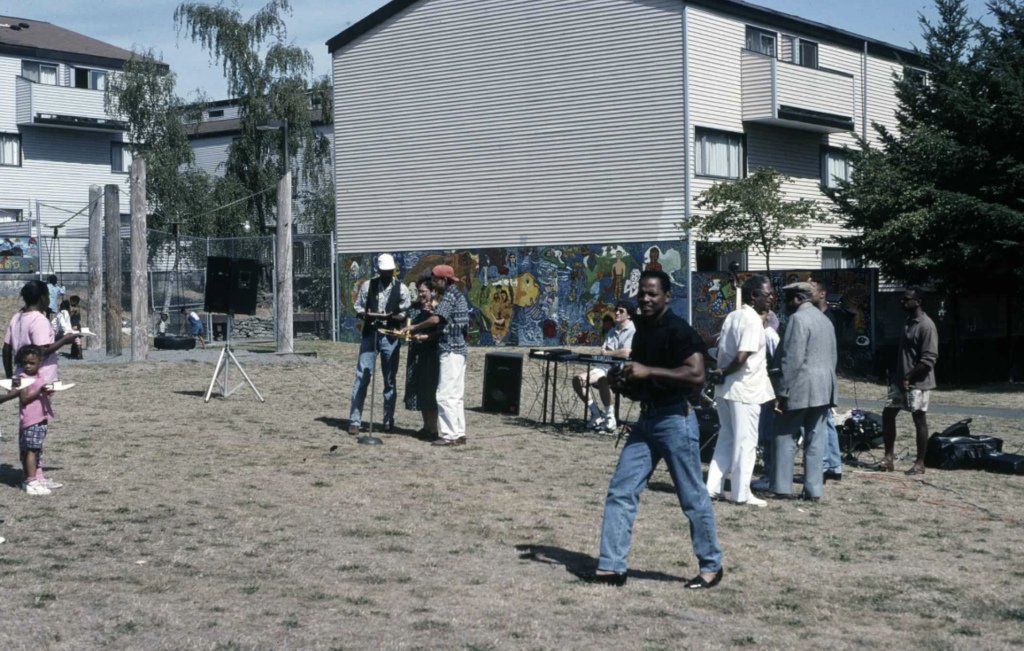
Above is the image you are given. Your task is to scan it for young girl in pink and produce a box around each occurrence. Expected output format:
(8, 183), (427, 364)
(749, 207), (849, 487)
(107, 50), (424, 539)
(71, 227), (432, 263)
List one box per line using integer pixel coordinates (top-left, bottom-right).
(16, 346), (55, 495)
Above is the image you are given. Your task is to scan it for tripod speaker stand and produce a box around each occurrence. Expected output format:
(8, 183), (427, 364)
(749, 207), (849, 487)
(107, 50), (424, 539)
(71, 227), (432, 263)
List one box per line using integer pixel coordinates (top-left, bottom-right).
(204, 314), (264, 403)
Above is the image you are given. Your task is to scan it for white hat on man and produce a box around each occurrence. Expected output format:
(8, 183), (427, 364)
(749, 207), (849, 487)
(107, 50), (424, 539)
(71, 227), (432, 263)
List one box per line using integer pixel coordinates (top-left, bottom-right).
(377, 253), (396, 271)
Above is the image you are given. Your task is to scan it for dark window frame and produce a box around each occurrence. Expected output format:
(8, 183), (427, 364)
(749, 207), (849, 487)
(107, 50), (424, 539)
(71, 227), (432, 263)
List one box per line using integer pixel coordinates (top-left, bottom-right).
(820, 145), (852, 189)
(821, 246), (861, 269)
(798, 38), (820, 69)
(208, 109), (225, 118)
(694, 127), (747, 181)
(0, 132), (23, 168)
(111, 142), (132, 173)
(745, 26), (778, 57)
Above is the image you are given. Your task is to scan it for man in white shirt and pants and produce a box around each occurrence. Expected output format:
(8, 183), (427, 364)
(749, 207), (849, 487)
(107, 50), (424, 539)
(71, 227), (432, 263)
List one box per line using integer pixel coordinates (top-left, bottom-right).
(706, 275), (775, 508)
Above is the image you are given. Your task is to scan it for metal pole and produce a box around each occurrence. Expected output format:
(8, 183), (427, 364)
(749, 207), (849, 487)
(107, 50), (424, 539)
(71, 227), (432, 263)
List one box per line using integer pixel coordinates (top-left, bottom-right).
(330, 237), (337, 342)
(35, 200), (43, 280)
(271, 237), (278, 345)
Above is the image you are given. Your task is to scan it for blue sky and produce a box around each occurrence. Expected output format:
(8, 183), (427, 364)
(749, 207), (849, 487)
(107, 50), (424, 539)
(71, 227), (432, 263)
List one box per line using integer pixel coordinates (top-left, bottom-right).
(0, 0), (994, 100)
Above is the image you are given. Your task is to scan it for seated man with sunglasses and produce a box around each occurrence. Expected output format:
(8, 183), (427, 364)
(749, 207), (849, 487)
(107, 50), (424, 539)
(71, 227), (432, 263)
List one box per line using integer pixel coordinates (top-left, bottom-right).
(572, 300), (635, 433)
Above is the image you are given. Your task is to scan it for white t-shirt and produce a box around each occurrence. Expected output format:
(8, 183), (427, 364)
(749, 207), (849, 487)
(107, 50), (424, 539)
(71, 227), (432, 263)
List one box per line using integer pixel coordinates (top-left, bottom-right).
(718, 305), (775, 405)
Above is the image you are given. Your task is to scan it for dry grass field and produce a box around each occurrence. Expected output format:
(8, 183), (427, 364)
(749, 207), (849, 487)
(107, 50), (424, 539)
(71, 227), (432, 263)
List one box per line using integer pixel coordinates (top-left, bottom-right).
(0, 342), (1022, 651)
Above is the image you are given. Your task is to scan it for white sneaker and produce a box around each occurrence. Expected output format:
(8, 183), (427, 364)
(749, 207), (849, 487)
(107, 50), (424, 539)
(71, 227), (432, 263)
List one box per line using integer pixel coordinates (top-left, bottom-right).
(750, 477), (771, 492)
(23, 481), (52, 496)
(41, 477), (63, 490)
(736, 495), (768, 508)
(601, 414), (618, 433)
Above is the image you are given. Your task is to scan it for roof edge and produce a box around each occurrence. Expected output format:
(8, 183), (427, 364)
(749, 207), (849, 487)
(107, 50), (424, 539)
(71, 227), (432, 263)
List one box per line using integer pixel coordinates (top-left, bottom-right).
(326, 0), (922, 65)
(0, 43), (168, 70)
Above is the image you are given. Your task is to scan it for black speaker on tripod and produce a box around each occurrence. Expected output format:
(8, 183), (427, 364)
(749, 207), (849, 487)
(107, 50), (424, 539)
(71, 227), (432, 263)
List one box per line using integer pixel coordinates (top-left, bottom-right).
(482, 352), (523, 415)
(204, 257), (261, 315)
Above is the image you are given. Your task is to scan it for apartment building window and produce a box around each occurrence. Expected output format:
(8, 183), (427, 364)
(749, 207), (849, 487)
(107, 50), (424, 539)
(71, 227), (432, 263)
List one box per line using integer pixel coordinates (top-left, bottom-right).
(821, 247), (860, 269)
(0, 134), (21, 167)
(821, 148), (853, 188)
(75, 68), (107, 90)
(746, 26), (776, 57)
(111, 143), (133, 173)
(798, 40), (819, 69)
(695, 128), (745, 180)
(0, 208), (23, 223)
(22, 61), (58, 85)
(208, 109), (224, 118)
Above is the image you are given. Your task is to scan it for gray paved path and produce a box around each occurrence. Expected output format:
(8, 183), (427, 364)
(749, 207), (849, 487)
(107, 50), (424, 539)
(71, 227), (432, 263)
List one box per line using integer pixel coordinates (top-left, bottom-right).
(837, 398), (1024, 420)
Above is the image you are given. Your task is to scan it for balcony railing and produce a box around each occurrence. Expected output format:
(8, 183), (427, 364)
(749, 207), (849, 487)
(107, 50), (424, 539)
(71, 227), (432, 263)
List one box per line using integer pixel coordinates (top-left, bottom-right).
(741, 49), (855, 133)
(15, 77), (126, 132)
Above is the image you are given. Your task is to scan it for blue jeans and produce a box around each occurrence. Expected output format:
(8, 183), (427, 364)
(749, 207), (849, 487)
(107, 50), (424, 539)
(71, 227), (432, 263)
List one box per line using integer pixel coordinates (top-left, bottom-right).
(770, 406), (829, 498)
(349, 332), (401, 427)
(824, 410), (842, 475)
(599, 409), (722, 574)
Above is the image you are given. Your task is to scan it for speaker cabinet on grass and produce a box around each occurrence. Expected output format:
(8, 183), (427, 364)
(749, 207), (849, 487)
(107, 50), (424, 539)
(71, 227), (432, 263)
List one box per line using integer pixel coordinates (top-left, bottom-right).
(482, 352), (523, 415)
(204, 256), (261, 316)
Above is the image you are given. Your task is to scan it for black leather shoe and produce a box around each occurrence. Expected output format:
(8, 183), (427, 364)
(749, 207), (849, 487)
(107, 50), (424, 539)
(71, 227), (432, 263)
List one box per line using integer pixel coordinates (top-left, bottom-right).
(823, 471), (842, 482)
(685, 568), (723, 590)
(582, 571), (627, 587)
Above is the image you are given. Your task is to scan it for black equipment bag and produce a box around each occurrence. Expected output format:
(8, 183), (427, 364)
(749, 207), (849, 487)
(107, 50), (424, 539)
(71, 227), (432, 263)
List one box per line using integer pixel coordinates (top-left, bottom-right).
(981, 453), (1024, 475)
(924, 419), (1004, 470)
(838, 411), (884, 453)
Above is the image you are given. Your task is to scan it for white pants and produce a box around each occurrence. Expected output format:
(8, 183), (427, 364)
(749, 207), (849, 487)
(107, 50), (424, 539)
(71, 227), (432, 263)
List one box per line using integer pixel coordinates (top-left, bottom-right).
(437, 352), (467, 440)
(706, 398), (762, 503)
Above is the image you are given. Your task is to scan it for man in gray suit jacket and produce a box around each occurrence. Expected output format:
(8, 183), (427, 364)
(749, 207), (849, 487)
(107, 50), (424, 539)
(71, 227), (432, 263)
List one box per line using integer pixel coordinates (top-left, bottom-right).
(767, 282), (838, 501)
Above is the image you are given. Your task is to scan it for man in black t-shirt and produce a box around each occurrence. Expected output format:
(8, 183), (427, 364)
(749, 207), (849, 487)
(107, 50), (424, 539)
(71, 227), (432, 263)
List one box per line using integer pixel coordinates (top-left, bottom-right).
(588, 270), (724, 590)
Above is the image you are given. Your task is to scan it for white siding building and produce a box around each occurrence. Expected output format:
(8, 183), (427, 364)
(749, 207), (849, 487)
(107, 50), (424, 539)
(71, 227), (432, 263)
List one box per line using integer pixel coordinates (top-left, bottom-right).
(327, 0), (914, 269)
(0, 15), (153, 276)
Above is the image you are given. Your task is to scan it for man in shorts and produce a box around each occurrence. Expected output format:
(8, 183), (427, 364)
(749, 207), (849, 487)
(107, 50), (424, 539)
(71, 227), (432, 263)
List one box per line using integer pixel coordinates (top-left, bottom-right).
(882, 288), (939, 475)
(572, 300), (635, 432)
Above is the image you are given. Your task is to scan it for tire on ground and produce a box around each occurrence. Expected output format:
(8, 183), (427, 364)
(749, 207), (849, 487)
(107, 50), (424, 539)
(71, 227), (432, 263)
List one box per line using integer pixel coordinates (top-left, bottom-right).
(154, 335), (197, 351)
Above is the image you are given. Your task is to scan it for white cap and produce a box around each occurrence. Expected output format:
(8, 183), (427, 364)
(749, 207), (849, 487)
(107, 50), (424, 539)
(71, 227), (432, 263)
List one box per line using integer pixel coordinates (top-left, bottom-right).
(377, 253), (396, 271)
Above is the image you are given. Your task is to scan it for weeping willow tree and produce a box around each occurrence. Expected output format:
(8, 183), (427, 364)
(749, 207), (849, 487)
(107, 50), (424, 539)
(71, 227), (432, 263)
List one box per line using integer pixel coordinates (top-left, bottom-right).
(174, 0), (334, 232)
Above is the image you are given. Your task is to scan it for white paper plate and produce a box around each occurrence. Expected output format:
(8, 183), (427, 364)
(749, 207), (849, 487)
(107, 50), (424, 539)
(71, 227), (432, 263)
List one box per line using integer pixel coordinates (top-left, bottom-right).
(0, 378), (35, 390)
(78, 328), (98, 337)
(50, 381), (75, 392)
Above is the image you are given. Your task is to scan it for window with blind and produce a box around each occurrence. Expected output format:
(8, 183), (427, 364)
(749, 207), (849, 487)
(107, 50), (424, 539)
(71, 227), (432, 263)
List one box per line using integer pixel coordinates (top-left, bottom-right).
(0, 208), (23, 223)
(22, 61), (58, 85)
(695, 128), (745, 180)
(0, 134), (21, 167)
(111, 143), (133, 173)
(821, 148), (853, 188)
(745, 26), (777, 57)
(821, 247), (860, 269)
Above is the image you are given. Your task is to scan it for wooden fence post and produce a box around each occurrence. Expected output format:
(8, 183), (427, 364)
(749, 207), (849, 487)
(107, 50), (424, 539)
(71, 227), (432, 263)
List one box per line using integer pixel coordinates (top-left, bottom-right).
(276, 172), (293, 352)
(130, 159), (148, 361)
(104, 184), (122, 357)
(87, 185), (104, 351)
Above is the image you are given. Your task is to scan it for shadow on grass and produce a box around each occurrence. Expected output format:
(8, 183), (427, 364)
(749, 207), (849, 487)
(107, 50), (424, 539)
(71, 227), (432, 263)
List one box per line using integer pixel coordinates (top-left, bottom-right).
(174, 390), (214, 399)
(314, 416), (434, 441)
(515, 544), (689, 583)
(0, 463), (23, 489)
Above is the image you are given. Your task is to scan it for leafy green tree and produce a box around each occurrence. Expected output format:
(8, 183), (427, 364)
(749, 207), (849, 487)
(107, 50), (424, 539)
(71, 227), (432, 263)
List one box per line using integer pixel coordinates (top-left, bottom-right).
(824, 0), (1024, 287)
(684, 167), (828, 272)
(174, 0), (333, 232)
(104, 48), (210, 230)
(824, 0), (1024, 378)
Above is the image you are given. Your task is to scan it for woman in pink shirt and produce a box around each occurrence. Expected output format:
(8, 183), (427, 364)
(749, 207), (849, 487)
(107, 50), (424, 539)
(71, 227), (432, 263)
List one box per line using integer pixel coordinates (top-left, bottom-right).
(3, 280), (78, 383)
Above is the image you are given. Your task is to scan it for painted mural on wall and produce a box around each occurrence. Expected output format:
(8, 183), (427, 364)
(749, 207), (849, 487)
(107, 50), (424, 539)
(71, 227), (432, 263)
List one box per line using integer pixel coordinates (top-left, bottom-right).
(338, 242), (690, 347)
(691, 268), (876, 374)
(0, 237), (39, 273)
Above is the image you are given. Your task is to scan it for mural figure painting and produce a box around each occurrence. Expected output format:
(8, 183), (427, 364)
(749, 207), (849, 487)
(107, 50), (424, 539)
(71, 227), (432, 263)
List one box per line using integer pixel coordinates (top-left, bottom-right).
(0, 237), (39, 272)
(337, 242), (691, 348)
